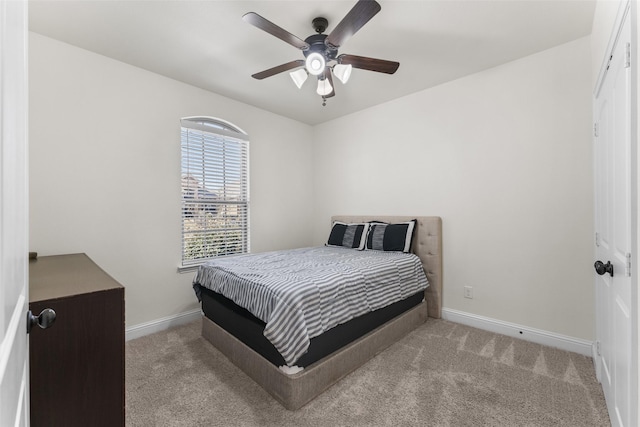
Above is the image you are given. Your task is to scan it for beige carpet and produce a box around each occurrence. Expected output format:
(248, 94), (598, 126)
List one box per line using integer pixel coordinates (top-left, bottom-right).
(126, 318), (610, 426)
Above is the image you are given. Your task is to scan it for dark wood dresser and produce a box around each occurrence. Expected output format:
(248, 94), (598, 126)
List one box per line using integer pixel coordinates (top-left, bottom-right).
(29, 253), (125, 427)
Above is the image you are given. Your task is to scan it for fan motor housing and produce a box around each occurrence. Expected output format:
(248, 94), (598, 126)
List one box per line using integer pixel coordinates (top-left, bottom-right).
(303, 34), (337, 61)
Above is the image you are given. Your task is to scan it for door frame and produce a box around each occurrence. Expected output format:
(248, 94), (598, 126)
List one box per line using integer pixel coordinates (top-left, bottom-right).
(632, 0), (639, 420)
(0, 0), (30, 425)
(593, 0), (638, 425)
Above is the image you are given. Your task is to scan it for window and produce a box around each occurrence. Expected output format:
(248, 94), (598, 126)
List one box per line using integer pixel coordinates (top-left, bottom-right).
(180, 117), (249, 267)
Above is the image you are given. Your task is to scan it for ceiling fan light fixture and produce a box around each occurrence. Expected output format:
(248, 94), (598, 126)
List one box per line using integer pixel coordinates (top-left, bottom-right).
(305, 52), (325, 76)
(333, 63), (352, 84)
(316, 77), (333, 96)
(244, 1), (399, 104)
(289, 69), (308, 89)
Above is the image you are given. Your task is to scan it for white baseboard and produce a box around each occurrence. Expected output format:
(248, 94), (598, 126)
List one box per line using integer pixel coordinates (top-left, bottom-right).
(125, 307), (594, 356)
(125, 308), (202, 341)
(441, 308), (593, 357)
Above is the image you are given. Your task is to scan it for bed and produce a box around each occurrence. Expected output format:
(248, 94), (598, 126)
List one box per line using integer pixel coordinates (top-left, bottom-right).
(194, 215), (442, 410)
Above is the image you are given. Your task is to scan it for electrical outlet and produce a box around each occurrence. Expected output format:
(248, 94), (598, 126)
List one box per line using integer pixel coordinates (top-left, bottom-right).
(464, 286), (473, 299)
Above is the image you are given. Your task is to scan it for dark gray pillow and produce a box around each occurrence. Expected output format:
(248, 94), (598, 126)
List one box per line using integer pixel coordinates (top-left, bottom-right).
(327, 222), (370, 250)
(366, 220), (416, 253)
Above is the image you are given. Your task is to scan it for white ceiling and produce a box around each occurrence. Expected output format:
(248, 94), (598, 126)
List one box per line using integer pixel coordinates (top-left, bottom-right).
(29, 0), (596, 125)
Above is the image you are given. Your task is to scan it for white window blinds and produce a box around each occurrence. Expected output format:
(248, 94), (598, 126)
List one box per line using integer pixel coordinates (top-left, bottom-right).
(180, 117), (249, 267)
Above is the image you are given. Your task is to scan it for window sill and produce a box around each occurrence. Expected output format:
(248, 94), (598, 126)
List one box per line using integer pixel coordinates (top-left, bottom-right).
(178, 252), (249, 274)
(177, 265), (199, 274)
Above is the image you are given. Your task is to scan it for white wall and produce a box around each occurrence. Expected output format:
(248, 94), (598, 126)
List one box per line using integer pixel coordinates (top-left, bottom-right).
(30, 31), (597, 342)
(29, 33), (315, 327)
(312, 37), (594, 340)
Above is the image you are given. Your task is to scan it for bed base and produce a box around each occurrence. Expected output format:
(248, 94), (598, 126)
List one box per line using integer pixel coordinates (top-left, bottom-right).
(201, 287), (424, 368)
(201, 300), (428, 410)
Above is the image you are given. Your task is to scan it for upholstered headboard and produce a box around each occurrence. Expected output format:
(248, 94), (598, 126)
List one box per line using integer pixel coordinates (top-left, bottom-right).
(331, 216), (443, 319)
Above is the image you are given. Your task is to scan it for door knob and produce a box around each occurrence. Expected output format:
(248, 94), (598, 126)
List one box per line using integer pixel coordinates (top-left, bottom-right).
(594, 260), (614, 277)
(27, 308), (56, 333)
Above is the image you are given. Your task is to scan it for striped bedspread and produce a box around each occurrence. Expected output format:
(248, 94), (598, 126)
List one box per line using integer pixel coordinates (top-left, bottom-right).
(192, 246), (429, 366)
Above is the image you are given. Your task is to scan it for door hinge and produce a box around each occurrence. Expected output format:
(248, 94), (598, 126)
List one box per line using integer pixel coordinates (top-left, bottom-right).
(595, 232), (600, 247)
(625, 42), (631, 68)
(594, 122), (598, 137)
(626, 252), (631, 277)
(596, 341), (601, 356)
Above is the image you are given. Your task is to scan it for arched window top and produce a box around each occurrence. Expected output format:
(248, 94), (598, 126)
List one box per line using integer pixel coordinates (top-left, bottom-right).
(181, 116), (248, 141)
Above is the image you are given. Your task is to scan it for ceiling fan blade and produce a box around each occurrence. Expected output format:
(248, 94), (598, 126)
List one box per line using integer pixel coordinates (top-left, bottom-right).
(325, 69), (335, 98)
(252, 60), (305, 80)
(325, 0), (381, 49)
(337, 54), (399, 74)
(243, 12), (310, 51)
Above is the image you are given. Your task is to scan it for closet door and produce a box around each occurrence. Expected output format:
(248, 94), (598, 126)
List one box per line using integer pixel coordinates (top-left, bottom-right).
(593, 5), (634, 427)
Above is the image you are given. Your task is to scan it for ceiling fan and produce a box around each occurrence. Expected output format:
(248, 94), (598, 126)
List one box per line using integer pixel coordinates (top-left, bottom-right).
(243, 0), (399, 106)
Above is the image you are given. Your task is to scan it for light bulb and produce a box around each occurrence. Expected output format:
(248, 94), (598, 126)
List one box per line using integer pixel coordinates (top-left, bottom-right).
(333, 64), (352, 84)
(316, 77), (333, 96)
(305, 52), (325, 76)
(289, 69), (308, 89)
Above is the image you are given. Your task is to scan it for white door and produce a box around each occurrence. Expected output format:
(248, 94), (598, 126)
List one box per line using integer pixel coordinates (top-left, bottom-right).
(593, 5), (634, 427)
(0, 0), (30, 426)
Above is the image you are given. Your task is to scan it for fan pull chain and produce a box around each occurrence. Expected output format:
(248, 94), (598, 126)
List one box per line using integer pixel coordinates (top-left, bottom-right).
(322, 96), (327, 107)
